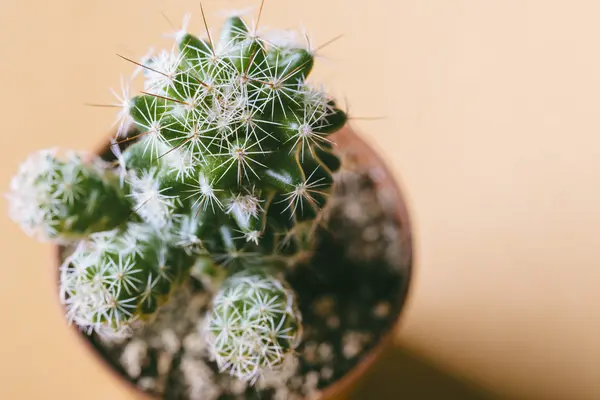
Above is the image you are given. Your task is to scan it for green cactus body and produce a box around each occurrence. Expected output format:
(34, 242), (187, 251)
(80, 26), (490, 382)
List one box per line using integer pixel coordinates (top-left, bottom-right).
(8, 149), (132, 242)
(124, 16), (346, 258)
(7, 15), (346, 382)
(61, 223), (195, 335)
(207, 269), (302, 381)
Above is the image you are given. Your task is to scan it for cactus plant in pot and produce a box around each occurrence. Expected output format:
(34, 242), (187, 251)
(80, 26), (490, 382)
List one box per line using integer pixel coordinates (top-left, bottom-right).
(7, 10), (412, 400)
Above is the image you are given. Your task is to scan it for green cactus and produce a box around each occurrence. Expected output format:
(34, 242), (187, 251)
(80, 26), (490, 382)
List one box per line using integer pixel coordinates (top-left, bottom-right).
(124, 16), (345, 249)
(207, 269), (302, 381)
(7, 14), (346, 381)
(7, 149), (132, 242)
(60, 223), (195, 336)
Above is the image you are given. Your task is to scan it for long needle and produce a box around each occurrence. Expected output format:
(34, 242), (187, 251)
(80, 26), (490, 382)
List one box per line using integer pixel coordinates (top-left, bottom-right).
(199, 1), (214, 51)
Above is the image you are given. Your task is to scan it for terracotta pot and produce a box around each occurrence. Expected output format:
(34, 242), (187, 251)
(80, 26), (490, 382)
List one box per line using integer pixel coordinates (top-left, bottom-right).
(56, 125), (413, 399)
(316, 127), (413, 399)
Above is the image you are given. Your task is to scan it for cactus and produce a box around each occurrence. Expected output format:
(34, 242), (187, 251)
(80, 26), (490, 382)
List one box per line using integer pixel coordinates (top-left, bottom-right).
(7, 149), (132, 242)
(7, 14), (346, 382)
(60, 223), (195, 336)
(207, 269), (302, 381)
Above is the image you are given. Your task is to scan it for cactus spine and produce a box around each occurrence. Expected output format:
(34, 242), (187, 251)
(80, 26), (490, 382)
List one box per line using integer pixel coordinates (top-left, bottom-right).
(7, 14), (346, 381)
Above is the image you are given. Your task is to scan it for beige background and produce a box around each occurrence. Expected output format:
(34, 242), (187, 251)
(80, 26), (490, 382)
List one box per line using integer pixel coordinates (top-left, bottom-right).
(0, 0), (598, 399)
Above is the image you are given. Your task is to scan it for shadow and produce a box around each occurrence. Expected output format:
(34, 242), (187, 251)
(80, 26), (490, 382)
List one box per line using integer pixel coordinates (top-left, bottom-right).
(350, 345), (497, 399)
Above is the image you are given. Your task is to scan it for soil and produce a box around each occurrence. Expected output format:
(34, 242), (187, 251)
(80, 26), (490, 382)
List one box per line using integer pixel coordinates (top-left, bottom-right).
(64, 144), (411, 400)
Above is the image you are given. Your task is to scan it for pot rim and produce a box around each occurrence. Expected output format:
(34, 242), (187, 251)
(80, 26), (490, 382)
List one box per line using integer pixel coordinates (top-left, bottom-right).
(55, 125), (414, 399)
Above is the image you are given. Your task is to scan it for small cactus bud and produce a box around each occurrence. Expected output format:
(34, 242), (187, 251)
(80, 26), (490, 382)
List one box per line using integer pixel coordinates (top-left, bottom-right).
(7, 149), (132, 242)
(60, 223), (195, 335)
(206, 270), (301, 382)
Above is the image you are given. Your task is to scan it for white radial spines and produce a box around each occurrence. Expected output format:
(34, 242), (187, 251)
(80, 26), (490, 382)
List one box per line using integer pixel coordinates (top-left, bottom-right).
(280, 167), (327, 217)
(60, 229), (138, 335)
(143, 46), (186, 94)
(226, 190), (263, 230)
(183, 172), (223, 212)
(206, 272), (301, 382)
(59, 224), (175, 336)
(6, 150), (105, 241)
(128, 168), (180, 229)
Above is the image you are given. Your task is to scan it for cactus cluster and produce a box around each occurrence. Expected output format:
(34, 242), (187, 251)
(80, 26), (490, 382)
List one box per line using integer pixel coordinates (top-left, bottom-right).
(7, 14), (346, 382)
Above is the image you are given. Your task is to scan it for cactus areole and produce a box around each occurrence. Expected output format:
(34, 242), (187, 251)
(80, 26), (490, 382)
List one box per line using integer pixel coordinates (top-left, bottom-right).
(8, 15), (348, 382)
